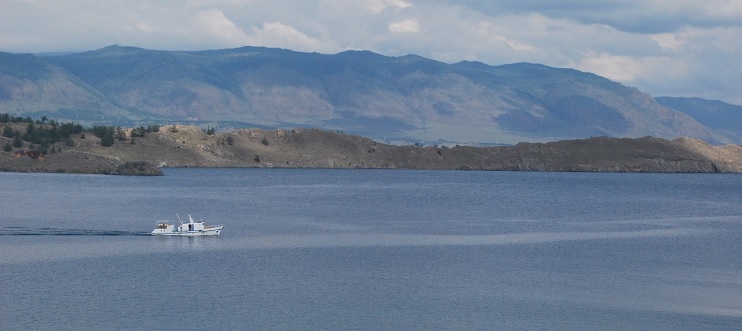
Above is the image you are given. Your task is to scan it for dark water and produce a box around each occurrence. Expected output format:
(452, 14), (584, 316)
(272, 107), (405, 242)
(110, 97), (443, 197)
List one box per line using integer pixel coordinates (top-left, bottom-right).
(1, 169), (741, 330)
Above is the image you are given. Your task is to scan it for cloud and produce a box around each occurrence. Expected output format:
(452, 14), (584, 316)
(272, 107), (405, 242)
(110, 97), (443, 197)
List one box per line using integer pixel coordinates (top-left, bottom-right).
(572, 51), (689, 83)
(195, 9), (250, 45)
(388, 19), (420, 33)
(651, 33), (687, 51)
(365, 0), (413, 13)
(246, 21), (339, 52)
(434, 0), (742, 33)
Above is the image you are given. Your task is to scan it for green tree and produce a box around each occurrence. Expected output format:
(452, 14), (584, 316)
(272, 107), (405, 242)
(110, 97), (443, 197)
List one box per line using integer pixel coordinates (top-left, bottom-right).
(3, 142), (11, 152)
(26, 123), (35, 135)
(59, 122), (84, 137)
(13, 135), (23, 148)
(100, 131), (114, 147)
(2, 126), (13, 138)
(91, 125), (113, 139)
(131, 126), (146, 137)
(115, 126), (127, 141)
(147, 124), (160, 133)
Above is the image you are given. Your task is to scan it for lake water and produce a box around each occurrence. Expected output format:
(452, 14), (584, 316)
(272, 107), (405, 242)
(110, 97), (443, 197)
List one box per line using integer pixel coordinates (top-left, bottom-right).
(1, 168), (741, 330)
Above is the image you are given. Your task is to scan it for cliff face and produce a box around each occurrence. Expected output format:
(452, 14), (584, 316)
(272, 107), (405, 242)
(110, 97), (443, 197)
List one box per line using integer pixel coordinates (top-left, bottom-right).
(0, 150), (162, 175)
(2, 125), (739, 175)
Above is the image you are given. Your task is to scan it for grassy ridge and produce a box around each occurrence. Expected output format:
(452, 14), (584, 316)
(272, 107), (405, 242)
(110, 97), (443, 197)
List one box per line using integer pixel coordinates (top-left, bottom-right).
(3, 116), (742, 175)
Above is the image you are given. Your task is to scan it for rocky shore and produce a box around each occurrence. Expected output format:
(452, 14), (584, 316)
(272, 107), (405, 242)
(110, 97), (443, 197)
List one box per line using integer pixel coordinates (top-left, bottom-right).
(2, 125), (742, 175)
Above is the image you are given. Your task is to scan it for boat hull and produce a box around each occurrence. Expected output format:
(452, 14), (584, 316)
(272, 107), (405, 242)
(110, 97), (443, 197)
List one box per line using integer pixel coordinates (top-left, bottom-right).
(151, 225), (223, 236)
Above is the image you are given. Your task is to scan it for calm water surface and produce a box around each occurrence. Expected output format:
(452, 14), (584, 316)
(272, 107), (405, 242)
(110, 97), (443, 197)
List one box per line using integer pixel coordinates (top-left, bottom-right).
(1, 169), (741, 330)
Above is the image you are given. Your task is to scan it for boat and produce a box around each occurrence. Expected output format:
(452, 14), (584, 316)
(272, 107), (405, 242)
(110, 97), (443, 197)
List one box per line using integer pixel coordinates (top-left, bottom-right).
(151, 214), (224, 236)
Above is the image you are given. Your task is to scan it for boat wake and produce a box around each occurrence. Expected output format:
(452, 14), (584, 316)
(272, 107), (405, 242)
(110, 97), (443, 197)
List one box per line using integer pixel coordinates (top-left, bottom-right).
(0, 226), (151, 236)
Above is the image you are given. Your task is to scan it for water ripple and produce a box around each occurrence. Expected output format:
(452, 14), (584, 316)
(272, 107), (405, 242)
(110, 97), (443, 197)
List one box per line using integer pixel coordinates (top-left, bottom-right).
(0, 226), (150, 236)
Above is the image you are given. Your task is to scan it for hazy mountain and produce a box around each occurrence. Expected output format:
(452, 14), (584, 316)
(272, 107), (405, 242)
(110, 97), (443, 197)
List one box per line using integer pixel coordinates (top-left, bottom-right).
(0, 45), (736, 144)
(656, 97), (742, 135)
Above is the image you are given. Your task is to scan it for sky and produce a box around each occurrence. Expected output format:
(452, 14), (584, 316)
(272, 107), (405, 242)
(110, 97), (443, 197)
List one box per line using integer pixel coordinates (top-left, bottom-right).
(1, 0), (741, 104)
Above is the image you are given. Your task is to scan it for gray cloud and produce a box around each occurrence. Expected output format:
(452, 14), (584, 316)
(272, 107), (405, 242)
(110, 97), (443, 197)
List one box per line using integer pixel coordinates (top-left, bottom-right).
(437, 0), (742, 33)
(0, 0), (740, 104)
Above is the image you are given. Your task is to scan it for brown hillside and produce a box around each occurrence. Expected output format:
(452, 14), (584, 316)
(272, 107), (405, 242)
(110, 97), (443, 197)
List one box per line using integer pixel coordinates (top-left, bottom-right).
(2, 125), (742, 175)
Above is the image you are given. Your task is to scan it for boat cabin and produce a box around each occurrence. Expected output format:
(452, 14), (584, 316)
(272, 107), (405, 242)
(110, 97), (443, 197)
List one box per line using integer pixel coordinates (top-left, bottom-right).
(152, 223), (175, 234)
(178, 221), (207, 233)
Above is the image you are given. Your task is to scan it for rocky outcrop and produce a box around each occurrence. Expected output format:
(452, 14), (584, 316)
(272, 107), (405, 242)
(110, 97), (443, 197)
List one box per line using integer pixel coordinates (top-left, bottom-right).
(0, 150), (163, 175)
(111, 161), (163, 176)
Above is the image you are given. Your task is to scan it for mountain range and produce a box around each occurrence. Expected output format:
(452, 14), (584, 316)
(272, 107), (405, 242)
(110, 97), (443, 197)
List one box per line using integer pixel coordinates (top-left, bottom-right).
(1, 45), (741, 145)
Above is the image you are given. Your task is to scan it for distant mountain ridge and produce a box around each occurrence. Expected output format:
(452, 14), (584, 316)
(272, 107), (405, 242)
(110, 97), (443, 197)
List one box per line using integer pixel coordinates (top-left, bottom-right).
(0, 45), (740, 144)
(655, 97), (742, 134)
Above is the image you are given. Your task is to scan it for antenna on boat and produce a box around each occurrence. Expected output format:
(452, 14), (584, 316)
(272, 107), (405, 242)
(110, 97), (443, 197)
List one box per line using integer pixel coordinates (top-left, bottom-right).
(176, 214), (183, 225)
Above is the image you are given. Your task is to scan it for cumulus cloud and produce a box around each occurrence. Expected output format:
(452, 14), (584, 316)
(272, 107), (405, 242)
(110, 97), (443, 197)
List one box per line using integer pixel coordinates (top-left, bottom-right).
(651, 33), (686, 51)
(195, 9), (250, 45)
(0, 0), (741, 103)
(245, 21), (340, 52)
(365, 0), (413, 13)
(388, 19), (420, 33)
(572, 51), (690, 83)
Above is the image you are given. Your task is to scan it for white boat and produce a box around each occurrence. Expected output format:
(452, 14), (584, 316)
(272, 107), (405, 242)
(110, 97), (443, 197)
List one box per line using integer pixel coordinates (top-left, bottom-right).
(151, 214), (224, 236)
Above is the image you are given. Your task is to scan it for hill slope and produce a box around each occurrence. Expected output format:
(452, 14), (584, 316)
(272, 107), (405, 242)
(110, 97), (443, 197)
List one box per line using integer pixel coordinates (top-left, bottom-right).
(656, 97), (742, 135)
(2, 124), (741, 174)
(0, 45), (734, 144)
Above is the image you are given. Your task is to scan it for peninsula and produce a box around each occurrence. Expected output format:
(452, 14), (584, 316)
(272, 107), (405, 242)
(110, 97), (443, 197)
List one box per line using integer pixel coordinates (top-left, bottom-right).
(2, 123), (742, 175)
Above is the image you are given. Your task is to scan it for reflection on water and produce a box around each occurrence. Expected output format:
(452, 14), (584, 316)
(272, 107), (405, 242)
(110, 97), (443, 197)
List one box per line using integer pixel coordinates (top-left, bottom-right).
(151, 234), (227, 252)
